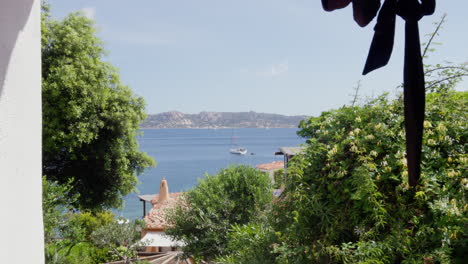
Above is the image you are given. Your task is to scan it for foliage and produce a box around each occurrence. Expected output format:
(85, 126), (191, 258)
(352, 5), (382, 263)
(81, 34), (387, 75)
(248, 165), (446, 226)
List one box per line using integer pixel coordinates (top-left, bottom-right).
(41, 5), (155, 210)
(273, 169), (285, 189)
(67, 210), (115, 240)
(43, 177), (118, 263)
(218, 223), (278, 264)
(44, 213), (142, 264)
(268, 87), (467, 263)
(42, 176), (77, 243)
(165, 165), (273, 261)
(45, 242), (111, 264)
(91, 218), (148, 264)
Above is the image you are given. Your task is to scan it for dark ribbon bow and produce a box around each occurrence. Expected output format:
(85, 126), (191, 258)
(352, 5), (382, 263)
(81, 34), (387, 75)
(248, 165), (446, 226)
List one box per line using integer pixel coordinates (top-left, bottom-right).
(322, 0), (436, 186)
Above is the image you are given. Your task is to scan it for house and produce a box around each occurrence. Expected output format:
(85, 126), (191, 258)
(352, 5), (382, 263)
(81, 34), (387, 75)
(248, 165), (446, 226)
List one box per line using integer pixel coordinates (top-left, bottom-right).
(255, 161), (284, 183)
(139, 179), (185, 253)
(275, 146), (306, 168)
(135, 179), (195, 263)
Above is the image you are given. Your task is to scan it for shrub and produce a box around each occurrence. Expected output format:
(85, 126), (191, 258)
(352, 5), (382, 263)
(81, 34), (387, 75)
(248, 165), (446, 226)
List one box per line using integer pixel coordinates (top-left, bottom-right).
(66, 210), (115, 240)
(42, 178), (119, 264)
(271, 89), (467, 263)
(91, 218), (147, 264)
(165, 165), (273, 261)
(273, 168), (285, 189)
(219, 223), (278, 264)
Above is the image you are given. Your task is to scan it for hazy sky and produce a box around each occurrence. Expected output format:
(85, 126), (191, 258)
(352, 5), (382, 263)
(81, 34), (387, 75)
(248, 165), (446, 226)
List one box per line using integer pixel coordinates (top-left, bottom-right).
(48, 0), (467, 116)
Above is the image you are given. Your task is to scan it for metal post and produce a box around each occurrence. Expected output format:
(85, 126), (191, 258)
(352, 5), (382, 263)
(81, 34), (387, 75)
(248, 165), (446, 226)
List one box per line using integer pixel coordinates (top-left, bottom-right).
(142, 200), (147, 218)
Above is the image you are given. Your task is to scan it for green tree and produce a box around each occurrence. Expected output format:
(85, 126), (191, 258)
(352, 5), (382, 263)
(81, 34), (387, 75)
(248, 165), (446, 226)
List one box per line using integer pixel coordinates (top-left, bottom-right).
(91, 218), (147, 264)
(42, 177), (114, 264)
(41, 6), (155, 210)
(165, 165), (273, 261)
(66, 211), (115, 240)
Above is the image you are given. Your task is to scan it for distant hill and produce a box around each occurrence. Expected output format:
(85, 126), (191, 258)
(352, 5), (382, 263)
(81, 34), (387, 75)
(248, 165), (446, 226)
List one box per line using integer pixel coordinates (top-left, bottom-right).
(141, 111), (308, 129)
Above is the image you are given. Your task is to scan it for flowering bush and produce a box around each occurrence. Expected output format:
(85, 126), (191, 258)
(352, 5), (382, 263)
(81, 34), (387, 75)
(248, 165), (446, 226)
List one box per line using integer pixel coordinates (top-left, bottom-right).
(271, 88), (467, 263)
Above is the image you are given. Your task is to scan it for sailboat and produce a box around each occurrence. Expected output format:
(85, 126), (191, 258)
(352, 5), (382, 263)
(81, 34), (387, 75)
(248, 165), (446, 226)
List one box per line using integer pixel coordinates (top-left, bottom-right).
(229, 129), (247, 155)
(229, 147), (248, 155)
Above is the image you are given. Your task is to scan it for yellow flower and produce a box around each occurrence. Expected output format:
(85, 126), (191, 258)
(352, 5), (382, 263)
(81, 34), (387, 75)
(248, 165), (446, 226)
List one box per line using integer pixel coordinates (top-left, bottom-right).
(329, 146), (338, 155)
(436, 123), (447, 132)
(400, 158), (407, 167)
(447, 170), (456, 178)
(459, 156), (467, 164)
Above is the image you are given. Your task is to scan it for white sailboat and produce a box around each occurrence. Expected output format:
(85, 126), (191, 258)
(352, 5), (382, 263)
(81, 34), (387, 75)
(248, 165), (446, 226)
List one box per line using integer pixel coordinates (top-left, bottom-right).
(229, 147), (248, 155)
(229, 129), (247, 155)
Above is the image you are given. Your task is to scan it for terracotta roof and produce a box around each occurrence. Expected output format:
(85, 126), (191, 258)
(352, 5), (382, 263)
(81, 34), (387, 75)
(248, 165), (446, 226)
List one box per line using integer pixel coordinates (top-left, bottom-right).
(256, 161), (284, 171)
(144, 192), (183, 229)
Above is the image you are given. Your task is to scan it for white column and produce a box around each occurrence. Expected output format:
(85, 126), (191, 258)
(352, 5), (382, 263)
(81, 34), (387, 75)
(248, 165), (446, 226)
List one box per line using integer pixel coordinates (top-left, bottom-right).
(0, 0), (44, 263)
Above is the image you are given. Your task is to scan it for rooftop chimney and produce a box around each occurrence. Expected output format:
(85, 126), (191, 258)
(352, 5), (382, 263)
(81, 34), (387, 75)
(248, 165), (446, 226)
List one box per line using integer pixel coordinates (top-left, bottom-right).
(158, 178), (169, 203)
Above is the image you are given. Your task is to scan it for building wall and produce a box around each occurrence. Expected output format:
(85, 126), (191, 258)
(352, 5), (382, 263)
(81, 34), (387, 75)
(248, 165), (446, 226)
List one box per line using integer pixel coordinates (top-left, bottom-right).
(0, 0), (44, 263)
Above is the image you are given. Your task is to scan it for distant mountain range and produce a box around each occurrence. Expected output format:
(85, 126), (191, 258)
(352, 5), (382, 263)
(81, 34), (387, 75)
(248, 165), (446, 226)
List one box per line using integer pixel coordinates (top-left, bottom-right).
(140, 111), (308, 129)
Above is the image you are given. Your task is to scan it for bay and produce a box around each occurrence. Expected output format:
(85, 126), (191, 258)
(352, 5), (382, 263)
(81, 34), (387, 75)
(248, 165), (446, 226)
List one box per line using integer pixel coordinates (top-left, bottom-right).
(116, 128), (305, 220)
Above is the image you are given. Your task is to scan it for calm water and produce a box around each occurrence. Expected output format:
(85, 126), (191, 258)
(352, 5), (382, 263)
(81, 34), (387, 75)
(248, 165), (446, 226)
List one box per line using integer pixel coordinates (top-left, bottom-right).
(116, 128), (304, 219)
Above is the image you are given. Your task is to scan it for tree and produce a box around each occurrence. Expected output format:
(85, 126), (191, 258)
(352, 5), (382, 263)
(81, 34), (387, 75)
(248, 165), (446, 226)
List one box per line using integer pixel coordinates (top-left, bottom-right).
(42, 177), (115, 264)
(165, 165), (273, 261)
(91, 218), (147, 264)
(41, 6), (155, 210)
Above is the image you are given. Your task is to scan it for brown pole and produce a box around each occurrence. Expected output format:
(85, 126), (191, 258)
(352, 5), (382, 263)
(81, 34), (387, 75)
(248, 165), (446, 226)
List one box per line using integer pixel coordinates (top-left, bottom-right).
(398, 0), (429, 187)
(403, 19), (425, 187)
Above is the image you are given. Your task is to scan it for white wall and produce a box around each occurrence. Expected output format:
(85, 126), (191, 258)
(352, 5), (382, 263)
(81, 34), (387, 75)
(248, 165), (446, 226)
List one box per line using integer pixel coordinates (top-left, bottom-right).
(0, 0), (44, 263)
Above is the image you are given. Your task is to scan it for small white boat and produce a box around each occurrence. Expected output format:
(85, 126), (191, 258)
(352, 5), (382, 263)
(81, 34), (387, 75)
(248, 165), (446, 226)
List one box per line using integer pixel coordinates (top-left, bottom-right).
(230, 147), (247, 155)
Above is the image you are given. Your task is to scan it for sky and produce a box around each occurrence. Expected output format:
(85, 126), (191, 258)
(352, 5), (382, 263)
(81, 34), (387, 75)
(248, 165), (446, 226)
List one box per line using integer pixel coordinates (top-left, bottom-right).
(48, 0), (467, 116)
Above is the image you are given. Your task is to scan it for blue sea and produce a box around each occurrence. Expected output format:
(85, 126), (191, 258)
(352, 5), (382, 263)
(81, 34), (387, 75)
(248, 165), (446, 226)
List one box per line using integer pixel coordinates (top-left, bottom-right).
(116, 128), (305, 219)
